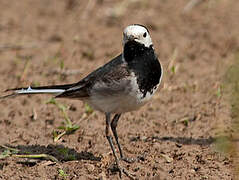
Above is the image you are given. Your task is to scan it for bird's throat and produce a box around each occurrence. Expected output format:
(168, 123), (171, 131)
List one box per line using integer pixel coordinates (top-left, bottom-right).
(123, 41), (153, 63)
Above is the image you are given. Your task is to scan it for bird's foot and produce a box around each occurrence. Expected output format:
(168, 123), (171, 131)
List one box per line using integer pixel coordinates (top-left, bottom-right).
(109, 163), (136, 179)
(120, 156), (136, 163)
(122, 168), (136, 180)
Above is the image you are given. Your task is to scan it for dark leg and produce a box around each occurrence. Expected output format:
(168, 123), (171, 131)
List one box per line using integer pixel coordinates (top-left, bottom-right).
(111, 114), (135, 163)
(105, 113), (122, 178)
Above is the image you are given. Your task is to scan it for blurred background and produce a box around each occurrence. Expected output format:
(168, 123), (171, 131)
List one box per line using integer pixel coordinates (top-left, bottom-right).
(0, 0), (238, 179)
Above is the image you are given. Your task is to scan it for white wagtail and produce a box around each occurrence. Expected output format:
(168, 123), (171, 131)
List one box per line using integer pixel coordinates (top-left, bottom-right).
(1, 24), (163, 177)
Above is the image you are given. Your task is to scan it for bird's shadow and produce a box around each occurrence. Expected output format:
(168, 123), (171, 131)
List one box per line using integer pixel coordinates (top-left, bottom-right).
(0, 144), (101, 163)
(152, 136), (215, 146)
(1, 136), (215, 165)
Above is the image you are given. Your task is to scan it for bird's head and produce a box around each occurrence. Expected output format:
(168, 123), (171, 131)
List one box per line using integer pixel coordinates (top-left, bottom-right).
(123, 24), (153, 48)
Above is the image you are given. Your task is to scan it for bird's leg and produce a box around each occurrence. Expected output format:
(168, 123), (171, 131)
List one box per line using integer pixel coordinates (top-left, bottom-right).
(106, 113), (136, 179)
(105, 113), (122, 177)
(111, 114), (135, 163)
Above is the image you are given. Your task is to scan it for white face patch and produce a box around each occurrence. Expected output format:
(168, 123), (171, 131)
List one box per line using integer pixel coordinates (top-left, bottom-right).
(123, 25), (153, 48)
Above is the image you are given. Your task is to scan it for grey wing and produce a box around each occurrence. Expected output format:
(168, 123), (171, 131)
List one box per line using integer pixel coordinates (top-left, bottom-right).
(56, 54), (130, 99)
(90, 63), (131, 97)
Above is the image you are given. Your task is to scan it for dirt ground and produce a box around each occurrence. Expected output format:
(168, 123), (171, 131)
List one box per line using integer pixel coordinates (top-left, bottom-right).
(0, 0), (239, 179)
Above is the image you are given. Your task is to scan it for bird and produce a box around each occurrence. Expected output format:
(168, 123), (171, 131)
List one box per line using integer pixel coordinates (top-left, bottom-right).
(1, 24), (163, 178)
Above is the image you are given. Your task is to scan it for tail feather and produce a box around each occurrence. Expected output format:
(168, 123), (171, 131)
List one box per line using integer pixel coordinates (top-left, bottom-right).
(5, 83), (76, 92)
(1, 83), (76, 99)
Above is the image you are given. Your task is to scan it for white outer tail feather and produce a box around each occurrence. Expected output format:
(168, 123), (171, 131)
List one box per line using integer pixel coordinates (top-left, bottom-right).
(15, 86), (65, 94)
(0, 86), (66, 99)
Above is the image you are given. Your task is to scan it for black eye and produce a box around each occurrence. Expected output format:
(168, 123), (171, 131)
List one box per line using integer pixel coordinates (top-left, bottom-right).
(143, 32), (147, 38)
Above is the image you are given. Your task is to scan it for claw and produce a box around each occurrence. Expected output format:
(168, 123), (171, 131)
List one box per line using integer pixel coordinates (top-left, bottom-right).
(109, 162), (135, 179)
(122, 168), (136, 180)
(121, 156), (136, 163)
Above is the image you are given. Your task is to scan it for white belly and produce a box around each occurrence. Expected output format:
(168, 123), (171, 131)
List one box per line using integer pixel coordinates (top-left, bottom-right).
(86, 76), (159, 114)
(87, 93), (144, 113)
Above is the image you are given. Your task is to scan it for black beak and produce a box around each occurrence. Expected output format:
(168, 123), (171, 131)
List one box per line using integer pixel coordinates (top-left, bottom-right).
(128, 35), (137, 41)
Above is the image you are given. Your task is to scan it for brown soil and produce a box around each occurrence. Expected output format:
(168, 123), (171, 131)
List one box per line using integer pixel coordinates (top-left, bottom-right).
(0, 0), (238, 179)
